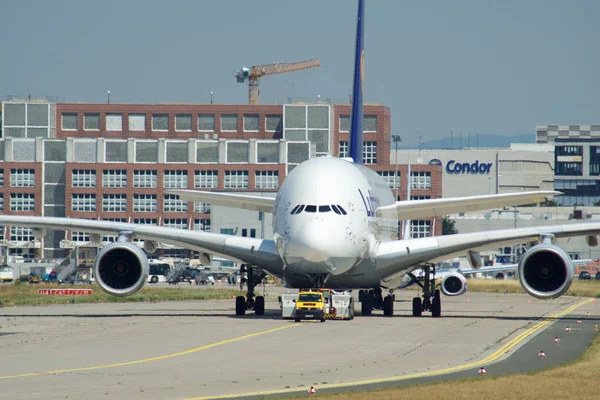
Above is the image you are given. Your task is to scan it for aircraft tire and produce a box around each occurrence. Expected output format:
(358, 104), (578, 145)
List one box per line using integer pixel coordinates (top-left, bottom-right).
(255, 296), (265, 315)
(412, 297), (422, 317)
(361, 294), (372, 316)
(431, 296), (441, 318)
(235, 296), (246, 316)
(383, 295), (394, 316)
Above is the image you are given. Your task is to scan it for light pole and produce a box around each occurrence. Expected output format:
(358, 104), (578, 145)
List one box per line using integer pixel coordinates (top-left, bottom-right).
(392, 135), (402, 201)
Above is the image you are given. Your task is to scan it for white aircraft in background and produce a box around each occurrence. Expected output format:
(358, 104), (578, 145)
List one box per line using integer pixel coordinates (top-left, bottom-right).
(2, 0), (600, 318)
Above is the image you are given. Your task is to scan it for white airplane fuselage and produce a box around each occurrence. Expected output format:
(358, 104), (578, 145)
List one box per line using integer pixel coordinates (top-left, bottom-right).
(272, 156), (398, 288)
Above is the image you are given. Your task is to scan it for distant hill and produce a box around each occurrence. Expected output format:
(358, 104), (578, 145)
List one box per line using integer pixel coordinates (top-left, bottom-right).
(398, 134), (535, 150)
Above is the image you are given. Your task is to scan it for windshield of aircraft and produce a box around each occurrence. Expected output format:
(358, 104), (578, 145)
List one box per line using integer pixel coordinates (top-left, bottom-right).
(290, 205), (346, 215)
(298, 293), (322, 302)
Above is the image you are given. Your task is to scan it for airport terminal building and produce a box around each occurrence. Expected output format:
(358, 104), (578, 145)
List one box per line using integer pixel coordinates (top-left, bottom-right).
(0, 100), (442, 260)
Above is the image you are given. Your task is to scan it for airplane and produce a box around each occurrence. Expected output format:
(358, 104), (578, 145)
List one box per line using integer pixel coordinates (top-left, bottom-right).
(1, 0), (600, 319)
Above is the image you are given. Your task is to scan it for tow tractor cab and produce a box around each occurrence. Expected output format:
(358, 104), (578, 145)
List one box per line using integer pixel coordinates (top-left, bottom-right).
(283, 288), (355, 322)
(294, 290), (326, 322)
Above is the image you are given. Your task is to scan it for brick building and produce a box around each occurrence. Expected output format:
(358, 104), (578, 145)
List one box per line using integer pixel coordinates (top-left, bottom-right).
(0, 100), (442, 260)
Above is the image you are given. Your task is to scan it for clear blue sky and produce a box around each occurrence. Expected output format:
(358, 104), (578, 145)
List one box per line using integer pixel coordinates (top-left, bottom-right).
(2, 0), (599, 146)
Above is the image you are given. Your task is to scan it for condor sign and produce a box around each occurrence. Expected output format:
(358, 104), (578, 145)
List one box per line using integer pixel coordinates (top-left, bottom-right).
(446, 160), (493, 175)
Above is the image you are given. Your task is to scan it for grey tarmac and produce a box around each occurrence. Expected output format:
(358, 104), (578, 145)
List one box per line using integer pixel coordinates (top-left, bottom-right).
(0, 289), (597, 400)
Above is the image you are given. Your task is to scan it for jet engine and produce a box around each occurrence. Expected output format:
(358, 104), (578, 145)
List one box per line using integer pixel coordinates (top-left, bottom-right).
(518, 244), (574, 300)
(93, 241), (149, 297)
(441, 272), (467, 296)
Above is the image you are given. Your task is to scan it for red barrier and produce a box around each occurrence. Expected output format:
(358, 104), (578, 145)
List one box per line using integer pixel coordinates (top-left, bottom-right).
(38, 289), (93, 296)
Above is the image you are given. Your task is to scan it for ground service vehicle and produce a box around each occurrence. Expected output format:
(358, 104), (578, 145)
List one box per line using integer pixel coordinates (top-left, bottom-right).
(294, 291), (326, 322)
(579, 271), (591, 280)
(148, 262), (171, 284)
(0, 265), (13, 282)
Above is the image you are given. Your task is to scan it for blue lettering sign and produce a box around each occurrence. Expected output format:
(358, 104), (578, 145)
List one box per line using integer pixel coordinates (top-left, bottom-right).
(446, 160), (493, 175)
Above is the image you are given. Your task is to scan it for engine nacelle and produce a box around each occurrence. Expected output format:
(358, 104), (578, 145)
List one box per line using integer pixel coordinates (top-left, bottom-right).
(441, 272), (468, 296)
(93, 241), (149, 297)
(518, 244), (574, 300)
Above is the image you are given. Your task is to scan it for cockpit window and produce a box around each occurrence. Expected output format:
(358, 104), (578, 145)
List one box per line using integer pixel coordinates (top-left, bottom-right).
(337, 205), (347, 215)
(290, 205), (300, 215)
(331, 205), (341, 215)
(318, 205), (331, 212)
(295, 205), (305, 214)
(305, 205), (317, 213)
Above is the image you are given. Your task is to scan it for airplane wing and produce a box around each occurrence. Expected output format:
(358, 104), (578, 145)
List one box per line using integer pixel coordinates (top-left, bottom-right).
(0, 216), (284, 277)
(449, 258), (593, 278)
(166, 190), (275, 213)
(375, 191), (560, 220)
(375, 222), (600, 283)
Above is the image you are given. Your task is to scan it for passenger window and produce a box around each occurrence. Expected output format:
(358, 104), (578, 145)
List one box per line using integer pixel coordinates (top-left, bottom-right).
(290, 205), (300, 215)
(305, 205), (317, 213)
(295, 205), (305, 214)
(318, 205), (331, 212)
(331, 205), (341, 215)
(337, 205), (347, 215)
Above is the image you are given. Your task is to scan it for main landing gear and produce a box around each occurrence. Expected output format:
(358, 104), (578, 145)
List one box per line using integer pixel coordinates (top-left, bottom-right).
(408, 264), (441, 318)
(358, 287), (395, 316)
(235, 264), (266, 316)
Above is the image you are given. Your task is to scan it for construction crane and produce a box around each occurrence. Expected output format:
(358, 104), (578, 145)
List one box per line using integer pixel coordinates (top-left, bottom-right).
(235, 58), (321, 104)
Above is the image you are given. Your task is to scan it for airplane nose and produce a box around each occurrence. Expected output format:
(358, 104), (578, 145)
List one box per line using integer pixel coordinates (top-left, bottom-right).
(288, 222), (331, 263)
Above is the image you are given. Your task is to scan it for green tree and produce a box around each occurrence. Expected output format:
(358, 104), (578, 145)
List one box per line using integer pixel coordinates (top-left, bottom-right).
(539, 198), (558, 207)
(442, 216), (458, 235)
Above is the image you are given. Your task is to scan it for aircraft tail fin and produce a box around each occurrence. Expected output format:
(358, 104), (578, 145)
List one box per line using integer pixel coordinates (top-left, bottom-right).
(348, 0), (365, 165)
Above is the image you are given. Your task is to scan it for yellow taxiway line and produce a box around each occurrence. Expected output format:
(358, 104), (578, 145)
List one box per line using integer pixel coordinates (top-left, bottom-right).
(185, 298), (594, 400)
(0, 324), (297, 380)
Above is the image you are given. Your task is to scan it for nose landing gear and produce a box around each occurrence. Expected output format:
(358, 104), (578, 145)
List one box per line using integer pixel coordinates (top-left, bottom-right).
(235, 264), (266, 316)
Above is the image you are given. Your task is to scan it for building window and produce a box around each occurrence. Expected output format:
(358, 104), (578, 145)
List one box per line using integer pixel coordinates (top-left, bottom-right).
(243, 114), (259, 131)
(198, 114), (215, 131)
(102, 169), (127, 188)
(164, 194), (187, 212)
(194, 202), (211, 213)
(10, 193), (35, 211)
(194, 218), (211, 232)
(62, 113), (78, 130)
(266, 115), (282, 132)
(163, 170), (188, 188)
(226, 141), (249, 163)
(410, 220), (431, 238)
(175, 114), (192, 131)
(363, 141), (377, 164)
(255, 171), (279, 189)
(133, 194), (157, 212)
(410, 195), (431, 200)
(224, 170), (248, 189)
(152, 114), (169, 131)
(128, 114), (146, 131)
(556, 162), (582, 176)
(257, 141), (279, 163)
(194, 170), (218, 188)
(0, 194), (4, 211)
(106, 114), (123, 131)
(164, 218), (188, 229)
(10, 169), (35, 187)
(0, 169), (4, 187)
(72, 194), (96, 212)
(102, 194), (127, 212)
(339, 115), (378, 133)
(133, 170), (157, 188)
(133, 218), (158, 225)
(221, 114), (238, 131)
(555, 146), (583, 156)
(105, 140), (127, 162)
(72, 169), (96, 188)
(84, 113), (100, 130)
(102, 218), (126, 242)
(10, 227), (33, 242)
(410, 171), (432, 190)
(72, 231), (90, 242)
(339, 141), (349, 158)
(377, 171), (400, 189)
